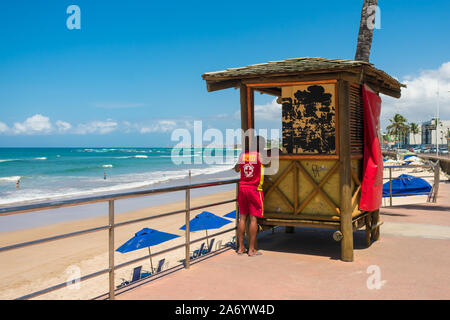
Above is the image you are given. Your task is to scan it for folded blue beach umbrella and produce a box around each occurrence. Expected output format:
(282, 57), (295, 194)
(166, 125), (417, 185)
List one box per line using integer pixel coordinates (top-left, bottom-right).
(116, 228), (179, 272)
(180, 211), (232, 247)
(224, 210), (239, 219)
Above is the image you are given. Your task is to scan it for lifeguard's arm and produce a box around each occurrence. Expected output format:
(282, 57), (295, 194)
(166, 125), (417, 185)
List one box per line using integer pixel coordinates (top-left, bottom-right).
(234, 153), (242, 172)
(259, 151), (272, 168)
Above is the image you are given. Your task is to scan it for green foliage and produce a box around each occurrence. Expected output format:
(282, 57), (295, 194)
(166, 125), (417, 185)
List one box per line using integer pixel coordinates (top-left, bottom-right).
(386, 114), (409, 144)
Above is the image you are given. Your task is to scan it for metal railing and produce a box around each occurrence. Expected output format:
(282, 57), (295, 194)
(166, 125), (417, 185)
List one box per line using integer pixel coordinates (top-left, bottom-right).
(383, 162), (440, 207)
(0, 178), (240, 300)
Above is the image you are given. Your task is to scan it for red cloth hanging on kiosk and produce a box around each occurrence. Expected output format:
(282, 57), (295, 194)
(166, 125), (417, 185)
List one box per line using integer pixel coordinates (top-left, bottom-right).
(360, 84), (383, 211)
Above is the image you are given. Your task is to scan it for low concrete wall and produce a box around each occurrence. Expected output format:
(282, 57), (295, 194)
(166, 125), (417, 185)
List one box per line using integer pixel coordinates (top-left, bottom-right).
(418, 155), (450, 176)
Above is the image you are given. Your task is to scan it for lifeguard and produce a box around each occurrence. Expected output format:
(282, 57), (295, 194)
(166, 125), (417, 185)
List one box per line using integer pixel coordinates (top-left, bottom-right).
(234, 136), (266, 257)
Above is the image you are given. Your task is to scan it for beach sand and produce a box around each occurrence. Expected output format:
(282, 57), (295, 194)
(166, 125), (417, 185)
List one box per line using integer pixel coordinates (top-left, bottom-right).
(0, 189), (237, 300)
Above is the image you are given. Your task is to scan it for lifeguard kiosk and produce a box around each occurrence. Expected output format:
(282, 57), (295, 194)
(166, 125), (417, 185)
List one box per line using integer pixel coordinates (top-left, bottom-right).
(202, 57), (403, 261)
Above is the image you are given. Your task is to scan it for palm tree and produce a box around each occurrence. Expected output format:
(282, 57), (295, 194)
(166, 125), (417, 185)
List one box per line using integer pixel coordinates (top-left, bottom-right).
(355, 0), (378, 62)
(409, 123), (420, 145)
(386, 114), (408, 148)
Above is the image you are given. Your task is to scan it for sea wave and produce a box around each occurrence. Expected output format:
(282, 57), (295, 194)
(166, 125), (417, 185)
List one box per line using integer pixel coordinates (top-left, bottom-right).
(0, 164), (235, 205)
(0, 176), (21, 183)
(0, 159), (19, 163)
(102, 164), (113, 168)
(0, 157), (46, 163)
(113, 155), (149, 159)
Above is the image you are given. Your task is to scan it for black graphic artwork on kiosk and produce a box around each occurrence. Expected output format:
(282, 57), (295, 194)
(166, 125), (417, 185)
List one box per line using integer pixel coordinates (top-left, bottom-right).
(281, 84), (336, 154)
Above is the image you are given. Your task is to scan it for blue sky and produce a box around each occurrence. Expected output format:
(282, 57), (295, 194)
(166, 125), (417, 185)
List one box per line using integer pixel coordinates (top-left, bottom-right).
(0, 0), (449, 147)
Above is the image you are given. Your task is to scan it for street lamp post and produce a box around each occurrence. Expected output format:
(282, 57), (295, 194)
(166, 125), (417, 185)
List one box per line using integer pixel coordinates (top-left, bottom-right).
(436, 82), (439, 157)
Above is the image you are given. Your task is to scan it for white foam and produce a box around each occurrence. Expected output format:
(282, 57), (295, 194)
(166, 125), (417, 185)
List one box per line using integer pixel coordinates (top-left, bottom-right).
(0, 165), (235, 205)
(134, 155), (148, 159)
(0, 159), (18, 163)
(102, 164), (113, 168)
(0, 176), (21, 183)
(34, 157), (47, 160)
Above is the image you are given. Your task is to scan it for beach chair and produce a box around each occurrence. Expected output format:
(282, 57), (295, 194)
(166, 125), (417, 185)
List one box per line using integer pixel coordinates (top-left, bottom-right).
(202, 239), (215, 255)
(155, 258), (166, 273)
(191, 243), (205, 259)
(141, 269), (152, 278)
(116, 278), (130, 289)
(130, 266), (142, 283)
(225, 236), (236, 248)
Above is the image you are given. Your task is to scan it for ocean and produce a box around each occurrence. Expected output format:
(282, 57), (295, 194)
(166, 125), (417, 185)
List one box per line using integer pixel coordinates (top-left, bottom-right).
(0, 147), (240, 232)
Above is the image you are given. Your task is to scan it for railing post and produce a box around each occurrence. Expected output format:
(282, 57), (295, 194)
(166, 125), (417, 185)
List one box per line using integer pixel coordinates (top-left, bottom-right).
(185, 188), (191, 269)
(434, 161), (440, 203)
(389, 167), (393, 207)
(108, 200), (115, 300)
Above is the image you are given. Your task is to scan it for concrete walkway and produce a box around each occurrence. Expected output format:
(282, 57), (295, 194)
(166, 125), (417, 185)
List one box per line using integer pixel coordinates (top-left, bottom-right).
(117, 181), (450, 300)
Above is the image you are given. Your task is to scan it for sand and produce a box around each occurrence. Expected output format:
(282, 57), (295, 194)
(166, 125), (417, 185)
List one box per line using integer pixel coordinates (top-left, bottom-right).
(0, 190), (237, 300)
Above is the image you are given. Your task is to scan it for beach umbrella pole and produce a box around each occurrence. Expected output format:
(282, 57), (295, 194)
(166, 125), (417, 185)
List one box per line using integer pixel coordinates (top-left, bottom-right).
(148, 247), (154, 273)
(206, 229), (209, 249)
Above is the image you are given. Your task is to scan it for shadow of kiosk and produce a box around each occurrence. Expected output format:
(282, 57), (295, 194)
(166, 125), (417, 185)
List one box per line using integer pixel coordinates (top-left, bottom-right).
(202, 57), (404, 261)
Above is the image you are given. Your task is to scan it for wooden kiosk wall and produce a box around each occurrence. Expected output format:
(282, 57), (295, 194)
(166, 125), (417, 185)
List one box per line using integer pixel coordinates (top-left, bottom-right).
(241, 79), (367, 262)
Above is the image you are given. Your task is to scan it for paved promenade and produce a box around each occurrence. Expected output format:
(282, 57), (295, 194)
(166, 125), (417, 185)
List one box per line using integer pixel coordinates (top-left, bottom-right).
(117, 181), (450, 300)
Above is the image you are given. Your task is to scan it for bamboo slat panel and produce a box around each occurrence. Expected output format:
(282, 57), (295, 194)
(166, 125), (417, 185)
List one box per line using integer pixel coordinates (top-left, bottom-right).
(349, 84), (364, 155)
(263, 159), (341, 219)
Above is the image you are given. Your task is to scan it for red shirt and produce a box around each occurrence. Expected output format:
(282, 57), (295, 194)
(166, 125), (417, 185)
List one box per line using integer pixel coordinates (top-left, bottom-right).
(239, 151), (264, 191)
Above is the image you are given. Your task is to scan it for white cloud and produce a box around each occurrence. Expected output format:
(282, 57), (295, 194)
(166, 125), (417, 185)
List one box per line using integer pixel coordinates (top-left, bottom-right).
(255, 98), (282, 121)
(55, 120), (72, 133)
(381, 61), (450, 129)
(0, 122), (9, 133)
(0, 115), (189, 136)
(75, 120), (118, 135)
(12, 114), (52, 135)
(139, 120), (177, 134)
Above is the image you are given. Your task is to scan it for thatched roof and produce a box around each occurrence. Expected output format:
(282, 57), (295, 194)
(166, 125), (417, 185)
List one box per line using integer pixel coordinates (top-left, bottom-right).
(202, 57), (404, 98)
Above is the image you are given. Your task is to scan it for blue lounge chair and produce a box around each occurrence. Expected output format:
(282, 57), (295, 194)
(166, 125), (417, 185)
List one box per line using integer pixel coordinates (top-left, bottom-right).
(202, 238), (215, 255)
(130, 266), (142, 282)
(191, 243), (205, 259)
(226, 236), (236, 248)
(116, 265), (143, 289)
(141, 270), (152, 278)
(155, 258), (166, 273)
(116, 279), (129, 289)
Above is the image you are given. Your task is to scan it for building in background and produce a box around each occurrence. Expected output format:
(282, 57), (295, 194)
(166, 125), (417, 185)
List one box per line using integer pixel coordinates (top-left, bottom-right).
(421, 119), (450, 147)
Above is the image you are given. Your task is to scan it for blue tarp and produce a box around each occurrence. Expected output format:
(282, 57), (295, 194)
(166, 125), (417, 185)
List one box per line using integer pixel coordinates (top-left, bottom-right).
(382, 174), (432, 197)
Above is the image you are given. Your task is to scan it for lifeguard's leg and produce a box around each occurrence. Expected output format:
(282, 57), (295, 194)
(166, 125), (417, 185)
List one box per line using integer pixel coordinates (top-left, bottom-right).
(237, 214), (248, 254)
(248, 215), (258, 255)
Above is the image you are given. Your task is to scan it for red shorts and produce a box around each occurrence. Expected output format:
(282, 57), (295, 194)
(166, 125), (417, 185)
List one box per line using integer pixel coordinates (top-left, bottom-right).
(238, 187), (264, 218)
